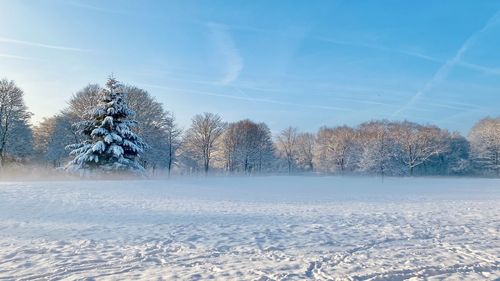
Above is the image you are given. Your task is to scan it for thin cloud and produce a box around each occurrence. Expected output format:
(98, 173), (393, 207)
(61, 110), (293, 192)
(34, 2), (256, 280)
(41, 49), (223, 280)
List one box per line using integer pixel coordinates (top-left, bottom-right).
(459, 61), (500, 76)
(140, 83), (353, 112)
(63, 1), (132, 15)
(317, 36), (500, 76)
(203, 22), (500, 78)
(438, 108), (488, 127)
(212, 23), (443, 64)
(0, 36), (89, 52)
(207, 23), (244, 85)
(392, 10), (500, 117)
(0, 53), (39, 61)
(234, 87), (259, 105)
(231, 80), (420, 110)
(316, 36), (443, 64)
(127, 70), (217, 86)
(227, 21), (500, 80)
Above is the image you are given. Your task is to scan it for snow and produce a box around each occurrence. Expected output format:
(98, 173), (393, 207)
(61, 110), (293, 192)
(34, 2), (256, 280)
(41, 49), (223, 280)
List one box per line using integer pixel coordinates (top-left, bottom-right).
(0, 176), (499, 280)
(66, 78), (146, 173)
(92, 141), (106, 153)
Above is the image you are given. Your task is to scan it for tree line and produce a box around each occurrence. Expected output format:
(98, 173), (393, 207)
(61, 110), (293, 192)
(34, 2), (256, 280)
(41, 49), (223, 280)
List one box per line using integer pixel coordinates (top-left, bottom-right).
(0, 77), (499, 177)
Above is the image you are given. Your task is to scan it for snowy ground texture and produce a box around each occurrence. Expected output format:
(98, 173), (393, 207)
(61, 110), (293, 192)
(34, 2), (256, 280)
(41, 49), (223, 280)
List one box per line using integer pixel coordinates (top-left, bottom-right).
(0, 176), (499, 281)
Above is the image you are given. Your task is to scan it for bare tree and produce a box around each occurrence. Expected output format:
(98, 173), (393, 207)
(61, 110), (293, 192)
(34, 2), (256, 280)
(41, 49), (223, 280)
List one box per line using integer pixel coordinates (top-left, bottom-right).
(296, 132), (315, 171)
(276, 127), (298, 174)
(67, 84), (101, 121)
(34, 115), (76, 167)
(126, 86), (182, 175)
(183, 113), (226, 174)
(220, 119), (274, 174)
(0, 79), (32, 167)
(164, 112), (182, 177)
(440, 132), (470, 175)
(221, 122), (240, 173)
(391, 121), (450, 176)
(34, 117), (55, 163)
(255, 123), (275, 173)
(468, 117), (500, 176)
(314, 126), (358, 173)
(357, 120), (396, 177)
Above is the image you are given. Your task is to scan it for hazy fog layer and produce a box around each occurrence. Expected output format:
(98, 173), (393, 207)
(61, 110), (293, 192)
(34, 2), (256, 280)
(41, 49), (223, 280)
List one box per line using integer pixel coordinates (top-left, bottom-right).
(0, 177), (498, 280)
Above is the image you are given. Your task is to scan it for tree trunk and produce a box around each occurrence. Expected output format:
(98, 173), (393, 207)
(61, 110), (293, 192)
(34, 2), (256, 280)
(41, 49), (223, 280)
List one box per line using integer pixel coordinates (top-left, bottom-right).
(167, 145), (172, 178)
(496, 151), (499, 177)
(204, 158), (209, 175)
(0, 147), (4, 168)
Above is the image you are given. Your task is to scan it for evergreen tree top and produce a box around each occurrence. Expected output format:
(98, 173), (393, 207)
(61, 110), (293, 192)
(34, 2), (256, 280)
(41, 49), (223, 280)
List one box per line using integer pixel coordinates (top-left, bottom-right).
(105, 76), (120, 90)
(65, 77), (147, 175)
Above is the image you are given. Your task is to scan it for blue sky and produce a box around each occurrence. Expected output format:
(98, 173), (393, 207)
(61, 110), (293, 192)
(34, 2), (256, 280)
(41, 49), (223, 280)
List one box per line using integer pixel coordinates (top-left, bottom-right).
(1, 0), (500, 134)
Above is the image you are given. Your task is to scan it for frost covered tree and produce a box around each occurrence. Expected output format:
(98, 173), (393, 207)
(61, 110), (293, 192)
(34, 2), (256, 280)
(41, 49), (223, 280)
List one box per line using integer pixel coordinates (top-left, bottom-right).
(220, 121), (245, 173)
(67, 84), (101, 123)
(254, 123), (275, 172)
(164, 112), (183, 176)
(391, 121), (450, 176)
(33, 84), (102, 163)
(314, 126), (358, 173)
(126, 86), (181, 175)
(65, 78), (147, 174)
(296, 132), (315, 171)
(34, 115), (76, 167)
(468, 117), (500, 176)
(3, 117), (33, 164)
(182, 112), (225, 174)
(34, 117), (56, 162)
(50, 83), (180, 175)
(220, 119), (274, 173)
(357, 121), (399, 177)
(0, 79), (33, 167)
(276, 127), (298, 174)
(435, 132), (470, 175)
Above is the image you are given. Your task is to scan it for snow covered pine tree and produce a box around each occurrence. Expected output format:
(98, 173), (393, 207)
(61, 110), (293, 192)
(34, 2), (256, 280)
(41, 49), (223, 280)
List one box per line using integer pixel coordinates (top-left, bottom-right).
(66, 77), (147, 175)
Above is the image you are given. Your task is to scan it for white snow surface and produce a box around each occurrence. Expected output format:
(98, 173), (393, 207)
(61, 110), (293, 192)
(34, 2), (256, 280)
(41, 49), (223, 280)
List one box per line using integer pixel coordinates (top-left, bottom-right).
(0, 176), (499, 280)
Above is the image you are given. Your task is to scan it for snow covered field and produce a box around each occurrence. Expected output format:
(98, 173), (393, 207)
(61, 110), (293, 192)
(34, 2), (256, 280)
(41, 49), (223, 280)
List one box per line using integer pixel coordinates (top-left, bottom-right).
(0, 176), (499, 280)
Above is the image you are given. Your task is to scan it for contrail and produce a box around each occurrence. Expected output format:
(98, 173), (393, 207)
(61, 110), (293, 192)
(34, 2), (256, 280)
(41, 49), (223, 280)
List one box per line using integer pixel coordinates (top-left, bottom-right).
(140, 83), (353, 112)
(316, 36), (500, 76)
(63, 0), (132, 15)
(0, 36), (89, 52)
(392, 10), (500, 117)
(0, 53), (38, 61)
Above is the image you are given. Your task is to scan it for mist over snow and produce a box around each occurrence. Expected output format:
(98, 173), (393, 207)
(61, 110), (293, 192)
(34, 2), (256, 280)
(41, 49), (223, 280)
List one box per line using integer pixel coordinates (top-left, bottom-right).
(0, 176), (499, 280)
